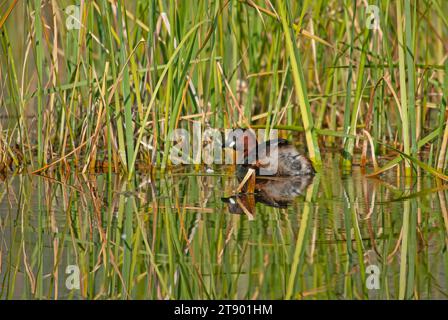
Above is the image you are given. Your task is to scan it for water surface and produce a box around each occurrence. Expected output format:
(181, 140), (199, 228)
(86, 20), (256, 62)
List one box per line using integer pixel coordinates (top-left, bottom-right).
(1, 154), (447, 299)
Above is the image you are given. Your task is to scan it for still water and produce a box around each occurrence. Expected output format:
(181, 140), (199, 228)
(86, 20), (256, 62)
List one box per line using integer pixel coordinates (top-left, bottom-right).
(0, 154), (447, 299)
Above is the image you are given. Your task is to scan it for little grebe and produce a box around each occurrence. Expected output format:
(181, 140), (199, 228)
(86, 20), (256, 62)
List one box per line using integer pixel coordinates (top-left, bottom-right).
(223, 129), (315, 176)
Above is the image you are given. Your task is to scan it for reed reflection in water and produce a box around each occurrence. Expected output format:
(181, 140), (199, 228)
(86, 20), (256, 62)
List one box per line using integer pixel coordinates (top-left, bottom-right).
(0, 155), (447, 299)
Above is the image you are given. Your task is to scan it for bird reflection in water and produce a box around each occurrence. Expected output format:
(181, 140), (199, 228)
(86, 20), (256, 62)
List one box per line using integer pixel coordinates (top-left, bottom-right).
(222, 174), (314, 218)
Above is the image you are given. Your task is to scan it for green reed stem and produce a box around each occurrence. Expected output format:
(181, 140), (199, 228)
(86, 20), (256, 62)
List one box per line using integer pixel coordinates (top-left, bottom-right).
(342, 25), (369, 170)
(101, 0), (127, 168)
(117, 0), (135, 173)
(404, 0), (416, 155)
(34, 0), (43, 166)
(399, 197), (410, 299)
(396, 0), (411, 176)
(277, 0), (321, 167)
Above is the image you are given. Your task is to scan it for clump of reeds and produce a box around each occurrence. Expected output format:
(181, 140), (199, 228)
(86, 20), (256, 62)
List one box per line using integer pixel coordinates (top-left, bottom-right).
(0, 0), (447, 181)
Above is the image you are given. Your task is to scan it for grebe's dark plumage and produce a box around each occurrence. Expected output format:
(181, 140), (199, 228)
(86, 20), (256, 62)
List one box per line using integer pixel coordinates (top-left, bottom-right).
(224, 130), (315, 176)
